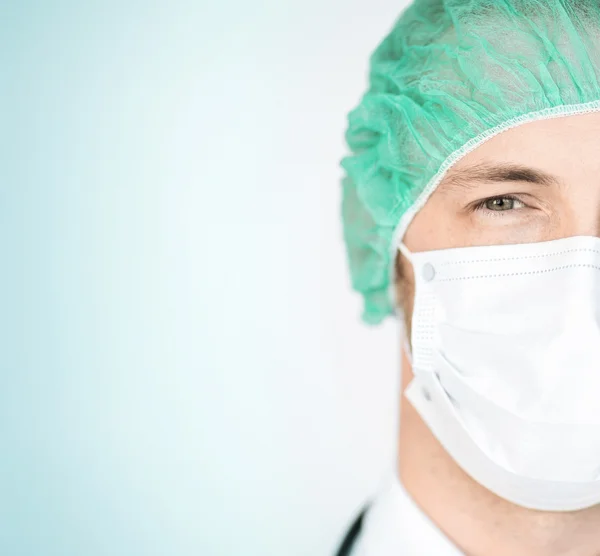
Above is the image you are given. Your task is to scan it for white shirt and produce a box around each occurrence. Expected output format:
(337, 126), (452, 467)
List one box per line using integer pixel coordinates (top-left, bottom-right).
(352, 471), (463, 555)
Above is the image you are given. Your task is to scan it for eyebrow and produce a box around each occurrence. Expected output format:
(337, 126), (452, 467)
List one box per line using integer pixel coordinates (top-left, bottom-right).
(440, 162), (564, 191)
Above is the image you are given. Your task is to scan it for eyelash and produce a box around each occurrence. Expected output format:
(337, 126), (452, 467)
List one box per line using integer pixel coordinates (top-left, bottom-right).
(471, 194), (526, 215)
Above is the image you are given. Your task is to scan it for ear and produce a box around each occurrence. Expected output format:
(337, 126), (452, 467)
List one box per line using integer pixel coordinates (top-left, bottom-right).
(395, 249), (415, 342)
(401, 338), (414, 391)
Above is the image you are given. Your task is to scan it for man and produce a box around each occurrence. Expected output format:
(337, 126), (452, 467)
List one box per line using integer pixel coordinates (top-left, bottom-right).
(336, 1), (600, 554)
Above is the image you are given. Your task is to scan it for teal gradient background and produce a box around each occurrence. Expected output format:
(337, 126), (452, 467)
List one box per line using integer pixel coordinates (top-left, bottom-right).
(1, 1), (405, 554)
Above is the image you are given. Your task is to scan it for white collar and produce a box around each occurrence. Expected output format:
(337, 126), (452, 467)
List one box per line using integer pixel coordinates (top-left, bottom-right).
(356, 471), (463, 555)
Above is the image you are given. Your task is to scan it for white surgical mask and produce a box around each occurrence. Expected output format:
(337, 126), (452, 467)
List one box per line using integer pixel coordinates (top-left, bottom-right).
(398, 235), (600, 512)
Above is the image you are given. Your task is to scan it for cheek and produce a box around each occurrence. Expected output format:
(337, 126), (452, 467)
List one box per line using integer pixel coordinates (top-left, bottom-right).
(564, 193), (600, 236)
(403, 196), (465, 251)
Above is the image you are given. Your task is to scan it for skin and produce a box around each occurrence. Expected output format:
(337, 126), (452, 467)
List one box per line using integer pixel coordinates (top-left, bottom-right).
(395, 111), (600, 556)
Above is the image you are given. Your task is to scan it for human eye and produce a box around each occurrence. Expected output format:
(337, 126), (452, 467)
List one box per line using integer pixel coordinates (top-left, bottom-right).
(470, 195), (527, 215)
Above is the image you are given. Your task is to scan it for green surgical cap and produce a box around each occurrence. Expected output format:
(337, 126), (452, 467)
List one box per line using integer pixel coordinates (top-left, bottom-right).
(340, 0), (600, 325)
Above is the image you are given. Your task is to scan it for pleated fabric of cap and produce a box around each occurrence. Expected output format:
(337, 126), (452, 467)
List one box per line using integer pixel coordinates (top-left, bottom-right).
(340, 0), (600, 324)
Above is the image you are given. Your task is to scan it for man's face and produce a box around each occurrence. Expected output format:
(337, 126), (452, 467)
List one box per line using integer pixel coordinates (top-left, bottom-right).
(396, 111), (600, 340)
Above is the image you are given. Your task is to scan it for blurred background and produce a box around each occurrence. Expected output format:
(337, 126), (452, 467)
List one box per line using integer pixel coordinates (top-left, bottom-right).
(1, 1), (408, 554)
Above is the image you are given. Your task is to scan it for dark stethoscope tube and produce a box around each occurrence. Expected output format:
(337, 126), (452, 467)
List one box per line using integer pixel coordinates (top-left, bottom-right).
(334, 503), (371, 556)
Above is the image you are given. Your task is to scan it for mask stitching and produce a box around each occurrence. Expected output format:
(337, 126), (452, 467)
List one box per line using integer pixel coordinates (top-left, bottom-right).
(438, 263), (600, 281)
(439, 248), (600, 266)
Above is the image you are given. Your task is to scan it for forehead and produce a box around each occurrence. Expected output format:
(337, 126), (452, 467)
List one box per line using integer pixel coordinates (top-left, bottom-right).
(443, 111), (600, 185)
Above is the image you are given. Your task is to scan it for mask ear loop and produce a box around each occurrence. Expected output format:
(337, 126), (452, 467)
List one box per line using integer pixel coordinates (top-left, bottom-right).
(398, 242), (414, 263)
(397, 242), (414, 364)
